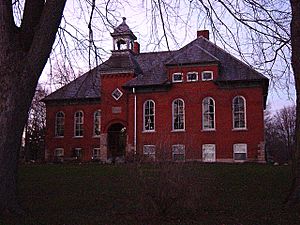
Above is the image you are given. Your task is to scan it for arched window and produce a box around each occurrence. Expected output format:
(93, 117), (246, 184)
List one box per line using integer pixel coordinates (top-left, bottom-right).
(74, 111), (84, 137)
(202, 97), (215, 130)
(233, 96), (246, 129)
(143, 100), (155, 131)
(55, 111), (64, 137)
(172, 99), (185, 131)
(93, 110), (101, 136)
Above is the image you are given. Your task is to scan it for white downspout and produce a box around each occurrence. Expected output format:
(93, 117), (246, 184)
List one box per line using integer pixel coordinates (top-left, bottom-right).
(133, 88), (137, 155)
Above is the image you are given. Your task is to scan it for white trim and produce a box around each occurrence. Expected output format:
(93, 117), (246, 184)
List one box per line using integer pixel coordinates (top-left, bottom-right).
(187, 72), (198, 82)
(172, 98), (185, 131)
(143, 100), (155, 131)
(74, 110), (84, 137)
(133, 88), (137, 155)
(232, 96), (247, 129)
(201, 71), (213, 81)
(172, 73), (183, 83)
(112, 88), (123, 101)
(202, 97), (216, 130)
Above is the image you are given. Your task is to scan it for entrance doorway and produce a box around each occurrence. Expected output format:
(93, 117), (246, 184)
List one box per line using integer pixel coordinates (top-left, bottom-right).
(107, 123), (127, 162)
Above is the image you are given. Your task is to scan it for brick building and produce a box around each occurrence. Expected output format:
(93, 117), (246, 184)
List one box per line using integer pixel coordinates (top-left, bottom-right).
(43, 18), (269, 163)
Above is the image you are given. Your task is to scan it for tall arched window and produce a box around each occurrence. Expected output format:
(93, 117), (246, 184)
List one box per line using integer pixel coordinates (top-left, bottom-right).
(143, 100), (155, 131)
(202, 97), (215, 130)
(172, 99), (185, 131)
(74, 111), (84, 137)
(93, 110), (101, 136)
(233, 96), (246, 129)
(55, 111), (64, 137)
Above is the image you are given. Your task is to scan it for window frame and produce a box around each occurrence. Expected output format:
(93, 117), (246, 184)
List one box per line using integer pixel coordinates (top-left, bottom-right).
(202, 144), (216, 162)
(172, 98), (185, 131)
(54, 148), (64, 157)
(55, 111), (65, 137)
(93, 110), (101, 137)
(187, 72), (198, 82)
(201, 71), (213, 81)
(74, 111), (84, 137)
(233, 143), (247, 161)
(172, 73), (183, 83)
(202, 97), (216, 131)
(73, 147), (83, 159)
(143, 145), (156, 160)
(232, 96), (247, 130)
(92, 148), (101, 160)
(172, 144), (185, 161)
(112, 88), (123, 101)
(143, 100), (155, 132)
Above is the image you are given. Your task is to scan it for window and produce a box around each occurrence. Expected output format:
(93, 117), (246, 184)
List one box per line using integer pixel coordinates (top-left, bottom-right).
(112, 88), (123, 101)
(172, 73), (183, 83)
(55, 111), (64, 137)
(202, 144), (216, 162)
(202, 97), (215, 130)
(187, 72), (198, 82)
(172, 144), (185, 161)
(74, 111), (84, 137)
(54, 148), (64, 162)
(92, 148), (101, 160)
(143, 145), (156, 160)
(233, 144), (247, 160)
(73, 148), (82, 159)
(54, 148), (64, 157)
(233, 96), (246, 129)
(94, 110), (101, 136)
(143, 100), (155, 131)
(202, 71), (213, 81)
(172, 99), (185, 131)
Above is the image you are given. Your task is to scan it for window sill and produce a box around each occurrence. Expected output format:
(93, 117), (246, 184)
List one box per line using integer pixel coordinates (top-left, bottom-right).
(201, 129), (216, 132)
(93, 135), (100, 138)
(54, 136), (64, 138)
(73, 136), (83, 138)
(171, 129), (185, 133)
(187, 80), (198, 82)
(232, 128), (248, 131)
(142, 130), (156, 133)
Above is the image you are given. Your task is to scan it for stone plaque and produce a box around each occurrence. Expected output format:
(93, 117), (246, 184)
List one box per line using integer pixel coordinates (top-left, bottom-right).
(112, 106), (122, 114)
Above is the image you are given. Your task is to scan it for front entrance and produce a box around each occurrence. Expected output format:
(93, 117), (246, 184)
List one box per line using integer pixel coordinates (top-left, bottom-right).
(107, 123), (127, 162)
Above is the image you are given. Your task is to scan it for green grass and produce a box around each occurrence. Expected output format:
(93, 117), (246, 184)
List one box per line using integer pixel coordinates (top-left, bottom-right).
(1, 163), (300, 225)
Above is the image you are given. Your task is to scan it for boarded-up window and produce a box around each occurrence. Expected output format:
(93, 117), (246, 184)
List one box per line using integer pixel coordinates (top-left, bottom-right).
(172, 144), (185, 161)
(202, 144), (216, 162)
(143, 145), (156, 159)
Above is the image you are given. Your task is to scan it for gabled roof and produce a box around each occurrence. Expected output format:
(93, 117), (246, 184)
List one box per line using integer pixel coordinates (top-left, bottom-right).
(43, 67), (100, 102)
(44, 35), (268, 102)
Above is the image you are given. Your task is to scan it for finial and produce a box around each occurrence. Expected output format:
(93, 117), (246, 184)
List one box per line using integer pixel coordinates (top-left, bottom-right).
(122, 17), (126, 23)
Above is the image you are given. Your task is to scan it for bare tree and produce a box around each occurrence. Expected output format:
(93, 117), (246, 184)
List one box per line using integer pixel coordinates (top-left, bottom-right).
(24, 85), (48, 162)
(265, 105), (296, 164)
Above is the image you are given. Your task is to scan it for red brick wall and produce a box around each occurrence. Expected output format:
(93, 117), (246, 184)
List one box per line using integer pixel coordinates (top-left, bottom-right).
(45, 65), (265, 162)
(45, 101), (101, 161)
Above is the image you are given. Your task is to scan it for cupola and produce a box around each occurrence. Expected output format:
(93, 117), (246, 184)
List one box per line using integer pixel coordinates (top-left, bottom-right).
(111, 17), (137, 51)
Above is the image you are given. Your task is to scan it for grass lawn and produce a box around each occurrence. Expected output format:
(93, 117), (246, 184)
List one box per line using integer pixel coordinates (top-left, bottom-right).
(1, 163), (300, 225)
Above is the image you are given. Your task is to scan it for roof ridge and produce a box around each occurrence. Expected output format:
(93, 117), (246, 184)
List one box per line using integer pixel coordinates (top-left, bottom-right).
(198, 37), (265, 78)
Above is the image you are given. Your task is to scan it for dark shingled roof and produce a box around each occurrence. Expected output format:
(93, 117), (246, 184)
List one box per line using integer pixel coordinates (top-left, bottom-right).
(43, 67), (100, 102)
(98, 51), (142, 75)
(111, 17), (137, 40)
(44, 35), (268, 101)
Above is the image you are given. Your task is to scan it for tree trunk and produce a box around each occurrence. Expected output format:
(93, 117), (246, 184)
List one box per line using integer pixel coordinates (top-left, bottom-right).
(0, 0), (67, 213)
(287, 0), (300, 205)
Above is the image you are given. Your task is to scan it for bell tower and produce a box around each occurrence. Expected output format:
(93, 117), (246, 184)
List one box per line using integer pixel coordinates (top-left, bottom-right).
(111, 17), (137, 51)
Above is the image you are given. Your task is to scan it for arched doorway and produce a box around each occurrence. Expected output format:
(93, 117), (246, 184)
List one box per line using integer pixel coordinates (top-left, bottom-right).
(107, 123), (127, 162)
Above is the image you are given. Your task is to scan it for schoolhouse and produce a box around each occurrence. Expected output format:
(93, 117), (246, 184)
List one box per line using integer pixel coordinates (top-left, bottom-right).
(43, 17), (269, 163)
